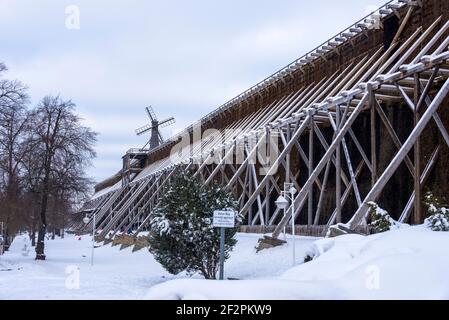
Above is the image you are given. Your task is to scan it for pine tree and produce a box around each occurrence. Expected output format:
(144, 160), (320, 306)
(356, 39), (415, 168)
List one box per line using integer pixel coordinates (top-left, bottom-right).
(367, 202), (400, 233)
(424, 192), (449, 232)
(148, 172), (240, 279)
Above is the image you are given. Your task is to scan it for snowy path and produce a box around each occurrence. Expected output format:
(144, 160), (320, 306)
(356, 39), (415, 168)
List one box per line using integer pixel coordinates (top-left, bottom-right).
(0, 233), (316, 300)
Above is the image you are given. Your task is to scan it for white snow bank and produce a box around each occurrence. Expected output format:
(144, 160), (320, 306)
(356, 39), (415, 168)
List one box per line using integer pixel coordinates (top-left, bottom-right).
(0, 233), (315, 299)
(144, 278), (343, 300)
(145, 226), (449, 300)
(0, 234), (171, 300)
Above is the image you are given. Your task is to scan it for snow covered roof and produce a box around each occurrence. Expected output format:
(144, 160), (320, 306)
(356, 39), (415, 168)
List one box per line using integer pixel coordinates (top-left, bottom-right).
(91, 180), (122, 200)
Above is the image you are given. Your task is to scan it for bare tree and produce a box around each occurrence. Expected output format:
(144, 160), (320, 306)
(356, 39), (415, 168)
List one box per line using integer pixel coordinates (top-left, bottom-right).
(28, 96), (97, 260)
(0, 63), (29, 249)
(1, 64), (96, 253)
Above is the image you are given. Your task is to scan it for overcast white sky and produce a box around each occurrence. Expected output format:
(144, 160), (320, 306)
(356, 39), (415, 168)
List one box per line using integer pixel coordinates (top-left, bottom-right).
(0, 0), (387, 182)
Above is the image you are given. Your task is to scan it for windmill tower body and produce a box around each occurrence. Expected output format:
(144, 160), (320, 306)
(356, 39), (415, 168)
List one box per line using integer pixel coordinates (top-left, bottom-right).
(150, 121), (160, 149)
(121, 106), (175, 186)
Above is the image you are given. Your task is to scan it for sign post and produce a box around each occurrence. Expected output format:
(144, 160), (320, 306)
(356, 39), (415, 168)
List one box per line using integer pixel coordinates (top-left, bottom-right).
(213, 210), (235, 280)
(219, 227), (225, 280)
(0, 221), (4, 256)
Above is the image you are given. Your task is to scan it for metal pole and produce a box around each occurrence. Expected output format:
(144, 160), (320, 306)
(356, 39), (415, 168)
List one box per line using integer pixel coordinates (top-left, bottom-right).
(91, 212), (95, 266)
(219, 227), (225, 280)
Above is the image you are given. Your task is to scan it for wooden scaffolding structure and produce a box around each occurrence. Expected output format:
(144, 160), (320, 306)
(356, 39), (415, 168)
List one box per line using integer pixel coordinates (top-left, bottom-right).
(75, 0), (449, 246)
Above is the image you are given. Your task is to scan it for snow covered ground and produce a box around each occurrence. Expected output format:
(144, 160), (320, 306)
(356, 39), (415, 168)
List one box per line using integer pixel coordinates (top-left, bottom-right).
(1, 226), (448, 300)
(0, 232), (315, 300)
(146, 226), (449, 300)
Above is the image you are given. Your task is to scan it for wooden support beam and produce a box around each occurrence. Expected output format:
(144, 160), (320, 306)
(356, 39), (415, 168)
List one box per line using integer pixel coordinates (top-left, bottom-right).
(227, 137), (266, 188)
(432, 113), (449, 149)
(391, 6), (414, 45)
(99, 179), (152, 237)
(239, 116), (311, 218)
(204, 145), (235, 186)
(328, 112), (363, 207)
(295, 141), (323, 190)
(249, 160), (265, 225)
(348, 77), (449, 229)
(272, 94), (369, 239)
(130, 167), (181, 235)
(374, 99), (416, 177)
(413, 73), (422, 224)
(335, 104), (342, 223)
(341, 137), (362, 207)
(400, 146), (440, 222)
(348, 128), (373, 172)
(327, 160), (365, 227)
(314, 157), (332, 225)
(313, 123), (351, 187)
(308, 116), (314, 226)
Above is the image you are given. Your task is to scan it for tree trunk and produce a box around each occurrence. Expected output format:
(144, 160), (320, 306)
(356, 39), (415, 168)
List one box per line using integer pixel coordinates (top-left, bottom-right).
(35, 190), (49, 260)
(3, 226), (10, 251)
(35, 223), (46, 260)
(31, 211), (38, 247)
(61, 213), (65, 239)
(30, 229), (36, 247)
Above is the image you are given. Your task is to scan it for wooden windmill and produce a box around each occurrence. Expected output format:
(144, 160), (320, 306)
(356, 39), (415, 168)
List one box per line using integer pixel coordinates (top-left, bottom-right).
(135, 106), (175, 150)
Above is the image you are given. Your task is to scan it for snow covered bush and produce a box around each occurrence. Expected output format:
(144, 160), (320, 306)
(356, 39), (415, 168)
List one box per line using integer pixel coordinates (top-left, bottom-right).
(424, 192), (449, 232)
(148, 172), (240, 279)
(367, 202), (400, 233)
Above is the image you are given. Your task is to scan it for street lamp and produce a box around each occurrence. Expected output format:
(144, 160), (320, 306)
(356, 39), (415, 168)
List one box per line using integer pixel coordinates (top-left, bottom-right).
(275, 195), (289, 210)
(275, 194), (289, 241)
(83, 214), (95, 266)
(275, 183), (297, 266)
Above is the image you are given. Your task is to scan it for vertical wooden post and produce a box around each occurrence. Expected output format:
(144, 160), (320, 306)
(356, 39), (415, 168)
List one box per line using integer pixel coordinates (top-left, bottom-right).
(308, 116), (314, 226)
(413, 74), (422, 224)
(286, 125), (291, 184)
(286, 125), (292, 226)
(335, 105), (342, 223)
(265, 128), (271, 225)
(246, 139), (253, 225)
(369, 84), (377, 187)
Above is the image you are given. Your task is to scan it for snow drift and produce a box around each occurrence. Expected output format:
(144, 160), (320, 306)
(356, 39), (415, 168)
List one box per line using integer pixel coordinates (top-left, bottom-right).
(145, 226), (449, 300)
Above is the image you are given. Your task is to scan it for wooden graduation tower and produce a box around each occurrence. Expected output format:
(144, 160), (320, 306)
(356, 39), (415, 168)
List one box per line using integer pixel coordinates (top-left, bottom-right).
(75, 0), (449, 250)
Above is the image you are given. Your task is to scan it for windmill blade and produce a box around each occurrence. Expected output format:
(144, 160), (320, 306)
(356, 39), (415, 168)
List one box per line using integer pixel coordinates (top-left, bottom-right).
(135, 123), (155, 136)
(159, 117), (175, 128)
(146, 106), (157, 122)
